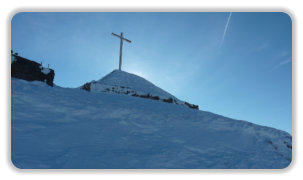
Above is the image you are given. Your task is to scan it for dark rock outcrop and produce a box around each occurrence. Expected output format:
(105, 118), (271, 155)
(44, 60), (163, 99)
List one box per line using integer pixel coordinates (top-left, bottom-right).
(11, 54), (55, 86)
(81, 82), (91, 91)
(184, 101), (199, 110)
(163, 98), (173, 103)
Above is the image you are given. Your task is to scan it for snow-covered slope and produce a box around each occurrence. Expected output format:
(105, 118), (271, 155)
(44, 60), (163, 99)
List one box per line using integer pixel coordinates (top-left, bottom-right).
(82, 70), (198, 109)
(11, 78), (292, 169)
(95, 70), (175, 98)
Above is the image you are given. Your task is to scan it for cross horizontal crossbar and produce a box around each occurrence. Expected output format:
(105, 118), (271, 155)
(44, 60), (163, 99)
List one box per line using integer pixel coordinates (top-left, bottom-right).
(112, 33), (132, 43)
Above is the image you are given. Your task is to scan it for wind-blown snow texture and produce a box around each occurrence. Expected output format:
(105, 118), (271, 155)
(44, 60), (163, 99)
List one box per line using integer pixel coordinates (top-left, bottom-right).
(11, 73), (292, 169)
(86, 70), (198, 109)
(96, 70), (176, 98)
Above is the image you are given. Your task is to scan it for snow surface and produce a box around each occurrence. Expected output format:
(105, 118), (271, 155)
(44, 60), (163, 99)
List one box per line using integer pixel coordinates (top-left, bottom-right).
(11, 78), (292, 169)
(40, 67), (51, 75)
(94, 70), (178, 99)
(87, 70), (193, 107)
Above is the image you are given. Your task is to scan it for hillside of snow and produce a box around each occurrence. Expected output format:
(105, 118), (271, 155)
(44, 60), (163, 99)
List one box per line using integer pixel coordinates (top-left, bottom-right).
(11, 77), (292, 169)
(96, 70), (176, 98)
(81, 70), (198, 109)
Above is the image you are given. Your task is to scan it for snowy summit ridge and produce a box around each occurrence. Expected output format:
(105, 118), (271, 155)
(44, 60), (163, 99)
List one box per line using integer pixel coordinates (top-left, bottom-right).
(82, 70), (198, 109)
(95, 69), (176, 99)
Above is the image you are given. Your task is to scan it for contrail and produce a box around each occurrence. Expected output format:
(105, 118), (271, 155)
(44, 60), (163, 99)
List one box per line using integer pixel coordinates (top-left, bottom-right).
(220, 12), (232, 47)
(271, 56), (292, 71)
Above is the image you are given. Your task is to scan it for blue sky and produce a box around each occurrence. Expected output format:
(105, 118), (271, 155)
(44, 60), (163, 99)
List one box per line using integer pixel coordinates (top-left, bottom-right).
(11, 12), (292, 134)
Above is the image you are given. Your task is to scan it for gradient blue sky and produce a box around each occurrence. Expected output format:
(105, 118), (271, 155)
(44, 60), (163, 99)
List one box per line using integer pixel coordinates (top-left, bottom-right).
(11, 12), (292, 134)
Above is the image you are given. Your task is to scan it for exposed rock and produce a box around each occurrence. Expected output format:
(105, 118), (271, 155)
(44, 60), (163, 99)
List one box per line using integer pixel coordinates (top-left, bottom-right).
(11, 54), (55, 86)
(81, 82), (91, 92)
(163, 98), (173, 103)
(139, 93), (151, 99)
(185, 101), (199, 110)
(151, 96), (160, 100)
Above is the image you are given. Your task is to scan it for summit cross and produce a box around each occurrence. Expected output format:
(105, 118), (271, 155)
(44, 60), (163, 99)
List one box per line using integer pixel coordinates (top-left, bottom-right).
(112, 32), (132, 71)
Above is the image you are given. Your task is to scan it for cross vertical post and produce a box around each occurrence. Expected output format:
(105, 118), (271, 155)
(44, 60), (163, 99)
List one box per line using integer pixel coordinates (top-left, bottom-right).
(119, 32), (123, 71)
(112, 32), (131, 71)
